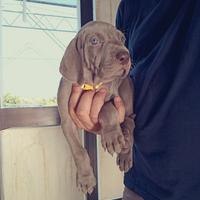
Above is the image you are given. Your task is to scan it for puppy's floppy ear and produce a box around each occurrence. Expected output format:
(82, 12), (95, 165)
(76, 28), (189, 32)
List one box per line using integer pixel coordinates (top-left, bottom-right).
(59, 37), (83, 83)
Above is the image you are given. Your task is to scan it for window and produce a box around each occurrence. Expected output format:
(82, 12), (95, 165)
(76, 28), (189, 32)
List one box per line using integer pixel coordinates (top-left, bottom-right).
(0, 1), (100, 199)
(0, 0), (78, 108)
(0, 0), (80, 130)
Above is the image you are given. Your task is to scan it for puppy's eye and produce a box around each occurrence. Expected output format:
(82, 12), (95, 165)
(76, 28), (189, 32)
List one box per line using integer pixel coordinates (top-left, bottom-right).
(90, 36), (100, 45)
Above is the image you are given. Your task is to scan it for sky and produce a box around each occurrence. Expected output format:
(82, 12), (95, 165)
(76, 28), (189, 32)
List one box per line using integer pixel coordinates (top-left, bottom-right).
(1, 0), (78, 100)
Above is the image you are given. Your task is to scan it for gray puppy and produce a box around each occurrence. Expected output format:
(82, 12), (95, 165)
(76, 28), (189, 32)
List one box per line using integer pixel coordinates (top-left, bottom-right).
(57, 21), (135, 194)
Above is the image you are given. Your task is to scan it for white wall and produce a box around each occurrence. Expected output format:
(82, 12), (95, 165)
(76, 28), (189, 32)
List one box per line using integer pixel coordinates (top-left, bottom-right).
(95, 0), (120, 25)
(0, 127), (83, 200)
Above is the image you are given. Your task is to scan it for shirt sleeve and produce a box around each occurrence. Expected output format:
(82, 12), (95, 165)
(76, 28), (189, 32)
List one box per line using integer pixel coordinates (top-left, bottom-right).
(116, 0), (137, 70)
(116, 0), (126, 34)
(115, 0), (136, 48)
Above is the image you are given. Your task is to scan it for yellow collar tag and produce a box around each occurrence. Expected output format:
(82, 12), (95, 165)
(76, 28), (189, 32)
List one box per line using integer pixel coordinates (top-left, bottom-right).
(81, 82), (103, 91)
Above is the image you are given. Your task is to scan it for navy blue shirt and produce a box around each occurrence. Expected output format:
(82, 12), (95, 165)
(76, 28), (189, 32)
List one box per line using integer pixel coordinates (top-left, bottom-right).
(116, 0), (200, 199)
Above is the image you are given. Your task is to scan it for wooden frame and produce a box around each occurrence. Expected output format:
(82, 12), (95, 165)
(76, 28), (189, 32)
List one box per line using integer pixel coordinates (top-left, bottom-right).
(0, 1), (93, 132)
(80, 1), (99, 200)
(0, 107), (60, 130)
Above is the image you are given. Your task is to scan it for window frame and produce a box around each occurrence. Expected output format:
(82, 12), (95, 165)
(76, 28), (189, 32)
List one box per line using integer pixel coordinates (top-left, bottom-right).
(0, 106), (60, 130)
(80, 1), (99, 200)
(0, 0), (83, 131)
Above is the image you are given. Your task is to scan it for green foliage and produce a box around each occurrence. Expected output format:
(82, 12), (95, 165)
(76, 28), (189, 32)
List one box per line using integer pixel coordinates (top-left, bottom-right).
(3, 93), (57, 108)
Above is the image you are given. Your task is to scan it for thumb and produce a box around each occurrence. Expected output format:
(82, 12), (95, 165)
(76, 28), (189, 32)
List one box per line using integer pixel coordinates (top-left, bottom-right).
(114, 96), (125, 123)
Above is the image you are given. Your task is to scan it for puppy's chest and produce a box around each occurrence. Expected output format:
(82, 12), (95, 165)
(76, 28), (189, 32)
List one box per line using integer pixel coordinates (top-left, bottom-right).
(104, 80), (122, 102)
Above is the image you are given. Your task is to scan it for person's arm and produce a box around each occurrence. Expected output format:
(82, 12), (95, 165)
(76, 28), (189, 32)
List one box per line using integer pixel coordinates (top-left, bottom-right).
(68, 84), (125, 133)
(68, 0), (131, 133)
(116, 0), (128, 47)
(116, 0), (136, 49)
(116, 0), (125, 33)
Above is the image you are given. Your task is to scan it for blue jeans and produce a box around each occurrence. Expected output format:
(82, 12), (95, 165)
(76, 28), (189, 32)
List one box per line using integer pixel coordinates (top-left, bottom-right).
(123, 187), (144, 200)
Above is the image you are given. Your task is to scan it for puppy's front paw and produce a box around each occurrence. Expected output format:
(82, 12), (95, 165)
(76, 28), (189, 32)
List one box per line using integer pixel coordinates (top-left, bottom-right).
(116, 149), (133, 172)
(101, 127), (125, 155)
(76, 167), (96, 194)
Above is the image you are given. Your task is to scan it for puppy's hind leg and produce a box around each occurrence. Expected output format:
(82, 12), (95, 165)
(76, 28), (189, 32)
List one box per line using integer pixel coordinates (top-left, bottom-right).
(57, 78), (96, 194)
(116, 77), (135, 172)
(116, 115), (135, 172)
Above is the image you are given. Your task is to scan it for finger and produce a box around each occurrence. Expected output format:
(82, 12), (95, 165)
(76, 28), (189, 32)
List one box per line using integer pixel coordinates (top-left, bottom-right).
(68, 84), (84, 128)
(90, 88), (107, 124)
(114, 96), (126, 123)
(83, 126), (101, 135)
(76, 90), (96, 130)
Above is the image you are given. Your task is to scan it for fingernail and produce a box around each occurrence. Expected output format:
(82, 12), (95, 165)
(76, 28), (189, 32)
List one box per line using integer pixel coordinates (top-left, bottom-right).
(72, 83), (80, 88)
(72, 84), (81, 91)
(115, 96), (121, 103)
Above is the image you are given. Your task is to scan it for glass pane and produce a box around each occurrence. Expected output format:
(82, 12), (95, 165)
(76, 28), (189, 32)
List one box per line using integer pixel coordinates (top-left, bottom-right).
(1, 0), (79, 107)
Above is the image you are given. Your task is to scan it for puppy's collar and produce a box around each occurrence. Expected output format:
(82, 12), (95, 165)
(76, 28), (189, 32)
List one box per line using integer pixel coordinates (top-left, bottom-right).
(81, 82), (103, 91)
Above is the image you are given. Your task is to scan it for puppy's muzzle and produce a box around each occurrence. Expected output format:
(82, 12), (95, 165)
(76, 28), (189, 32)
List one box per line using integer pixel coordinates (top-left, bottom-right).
(116, 51), (130, 66)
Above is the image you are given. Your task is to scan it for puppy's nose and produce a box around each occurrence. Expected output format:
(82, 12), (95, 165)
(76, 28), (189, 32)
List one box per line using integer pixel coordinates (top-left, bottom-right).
(116, 51), (130, 65)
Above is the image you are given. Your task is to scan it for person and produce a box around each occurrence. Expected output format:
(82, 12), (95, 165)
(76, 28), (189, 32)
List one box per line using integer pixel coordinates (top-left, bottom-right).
(68, 0), (200, 199)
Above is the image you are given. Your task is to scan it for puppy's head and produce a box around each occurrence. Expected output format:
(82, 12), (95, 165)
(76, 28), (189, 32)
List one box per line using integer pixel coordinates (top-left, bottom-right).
(60, 21), (131, 86)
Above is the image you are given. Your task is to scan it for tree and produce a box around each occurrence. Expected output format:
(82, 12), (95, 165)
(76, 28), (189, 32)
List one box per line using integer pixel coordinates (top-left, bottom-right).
(3, 93), (57, 107)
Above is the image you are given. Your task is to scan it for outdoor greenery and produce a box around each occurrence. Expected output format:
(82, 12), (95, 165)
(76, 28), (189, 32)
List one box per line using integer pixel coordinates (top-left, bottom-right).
(3, 93), (57, 108)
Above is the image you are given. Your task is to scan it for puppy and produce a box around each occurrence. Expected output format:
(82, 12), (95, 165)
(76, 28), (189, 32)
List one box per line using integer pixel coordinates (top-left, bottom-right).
(57, 21), (135, 194)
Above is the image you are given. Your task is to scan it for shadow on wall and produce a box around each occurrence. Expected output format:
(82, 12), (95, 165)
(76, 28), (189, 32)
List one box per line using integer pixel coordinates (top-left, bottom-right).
(0, 127), (83, 200)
